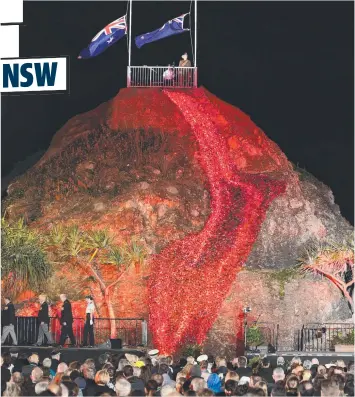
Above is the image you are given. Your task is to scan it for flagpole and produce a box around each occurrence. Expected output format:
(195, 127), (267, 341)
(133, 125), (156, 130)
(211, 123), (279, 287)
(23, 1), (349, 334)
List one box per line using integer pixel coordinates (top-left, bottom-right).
(129, 0), (132, 66)
(194, 0), (197, 67)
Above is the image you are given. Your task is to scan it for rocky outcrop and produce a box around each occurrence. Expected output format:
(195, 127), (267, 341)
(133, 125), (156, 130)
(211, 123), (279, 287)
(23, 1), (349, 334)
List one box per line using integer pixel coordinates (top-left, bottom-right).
(3, 87), (352, 354)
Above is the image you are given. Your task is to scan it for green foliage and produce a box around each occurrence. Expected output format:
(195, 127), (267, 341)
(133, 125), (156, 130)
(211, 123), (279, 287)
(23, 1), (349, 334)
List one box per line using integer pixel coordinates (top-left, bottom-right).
(331, 329), (354, 346)
(121, 238), (147, 267)
(1, 218), (52, 297)
(180, 343), (203, 359)
(246, 325), (264, 347)
(248, 355), (262, 367)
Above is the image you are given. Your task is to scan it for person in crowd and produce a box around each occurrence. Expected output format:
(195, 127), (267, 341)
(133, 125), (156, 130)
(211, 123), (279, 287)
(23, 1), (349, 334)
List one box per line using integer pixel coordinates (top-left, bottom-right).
(258, 358), (273, 383)
(34, 294), (54, 347)
(320, 379), (340, 397)
(22, 353), (40, 376)
(271, 382), (287, 396)
(115, 378), (131, 397)
(82, 296), (95, 348)
(207, 373), (222, 394)
(1, 356), (11, 395)
(59, 294), (76, 347)
(92, 369), (114, 395)
(1, 297), (18, 346)
(235, 356), (252, 378)
(2, 382), (22, 397)
(123, 365), (145, 394)
(298, 381), (314, 396)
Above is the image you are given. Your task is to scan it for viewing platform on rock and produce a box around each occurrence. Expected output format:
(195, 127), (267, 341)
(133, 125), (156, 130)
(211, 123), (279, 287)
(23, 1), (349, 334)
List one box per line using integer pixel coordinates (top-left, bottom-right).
(127, 66), (197, 88)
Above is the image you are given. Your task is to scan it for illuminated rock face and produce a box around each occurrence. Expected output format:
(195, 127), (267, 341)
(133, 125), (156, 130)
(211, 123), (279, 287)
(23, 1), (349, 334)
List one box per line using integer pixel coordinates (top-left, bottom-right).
(5, 87), (352, 353)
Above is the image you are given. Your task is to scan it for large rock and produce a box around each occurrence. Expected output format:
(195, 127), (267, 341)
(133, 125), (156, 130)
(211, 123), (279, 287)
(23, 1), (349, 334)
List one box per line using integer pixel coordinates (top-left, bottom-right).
(3, 87), (352, 354)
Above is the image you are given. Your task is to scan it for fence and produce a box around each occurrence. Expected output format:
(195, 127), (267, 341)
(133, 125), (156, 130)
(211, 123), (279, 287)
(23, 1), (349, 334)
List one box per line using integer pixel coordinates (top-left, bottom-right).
(127, 66), (197, 88)
(245, 322), (278, 352)
(2, 317), (147, 347)
(294, 322), (354, 352)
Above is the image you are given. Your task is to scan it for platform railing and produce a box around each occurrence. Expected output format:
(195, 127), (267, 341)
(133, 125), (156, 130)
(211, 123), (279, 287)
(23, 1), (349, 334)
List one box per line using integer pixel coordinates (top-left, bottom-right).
(294, 322), (354, 352)
(2, 317), (147, 347)
(127, 66), (197, 88)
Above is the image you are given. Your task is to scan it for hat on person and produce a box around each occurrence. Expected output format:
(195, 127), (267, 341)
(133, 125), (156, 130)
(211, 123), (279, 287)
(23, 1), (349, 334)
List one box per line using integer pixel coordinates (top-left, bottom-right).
(325, 363), (336, 369)
(197, 354), (208, 363)
(190, 364), (202, 378)
(148, 349), (159, 357)
(74, 377), (87, 390)
(134, 361), (145, 368)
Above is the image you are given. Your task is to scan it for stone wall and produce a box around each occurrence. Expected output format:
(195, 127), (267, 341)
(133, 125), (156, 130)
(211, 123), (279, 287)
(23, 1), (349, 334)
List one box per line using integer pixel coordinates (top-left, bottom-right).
(204, 270), (351, 358)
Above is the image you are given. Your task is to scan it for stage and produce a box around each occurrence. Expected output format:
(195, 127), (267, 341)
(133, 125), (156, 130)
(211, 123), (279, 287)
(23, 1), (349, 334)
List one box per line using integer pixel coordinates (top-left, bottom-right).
(2, 346), (353, 367)
(1, 345), (146, 364)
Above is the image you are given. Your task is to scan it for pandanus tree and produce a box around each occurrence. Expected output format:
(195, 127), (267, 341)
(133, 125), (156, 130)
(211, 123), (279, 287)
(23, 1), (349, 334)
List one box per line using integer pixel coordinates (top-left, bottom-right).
(299, 239), (354, 314)
(45, 225), (146, 338)
(1, 218), (52, 299)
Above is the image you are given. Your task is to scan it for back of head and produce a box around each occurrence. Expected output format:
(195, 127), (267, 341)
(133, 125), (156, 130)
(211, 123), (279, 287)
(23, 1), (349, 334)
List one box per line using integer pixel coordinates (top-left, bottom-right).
(226, 371), (239, 382)
(115, 378), (132, 397)
(82, 363), (96, 380)
(344, 373), (354, 396)
(160, 384), (175, 397)
(298, 381), (314, 397)
(11, 371), (24, 385)
(224, 379), (238, 395)
(95, 369), (110, 385)
(236, 384), (249, 396)
(32, 366), (44, 383)
(43, 358), (52, 368)
(35, 380), (50, 395)
(273, 367), (285, 382)
(29, 353), (40, 365)
(190, 377), (206, 393)
(151, 373), (163, 386)
(159, 363), (169, 375)
(145, 379), (158, 393)
(197, 389), (214, 397)
(238, 356), (247, 368)
(286, 375), (299, 390)
(271, 382), (286, 397)
(123, 365), (134, 378)
(321, 379), (340, 397)
(57, 362), (68, 374)
(3, 382), (22, 397)
(330, 373), (345, 391)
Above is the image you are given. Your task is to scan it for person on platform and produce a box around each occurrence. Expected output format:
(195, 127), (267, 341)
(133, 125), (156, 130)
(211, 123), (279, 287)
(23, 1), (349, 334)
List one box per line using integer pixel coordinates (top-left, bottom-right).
(1, 297), (18, 346)
(34, 294), (54, 347)
(59, 294), (76, 347)
(82, 295), (95, 347)
(178, 52), (192, 86)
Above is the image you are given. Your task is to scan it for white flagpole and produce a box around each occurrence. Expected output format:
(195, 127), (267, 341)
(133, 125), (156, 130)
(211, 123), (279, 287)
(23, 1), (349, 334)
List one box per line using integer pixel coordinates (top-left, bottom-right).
(129, 0), (132, 67)
(194, 0), (197, 67)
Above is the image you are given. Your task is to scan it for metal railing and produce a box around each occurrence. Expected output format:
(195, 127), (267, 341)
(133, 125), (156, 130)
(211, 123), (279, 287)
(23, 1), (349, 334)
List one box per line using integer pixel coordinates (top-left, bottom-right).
(245, 322), (278, 352)
(294, 322), (354, 351)
(127, 66), (197, 88)
(2, 317), (147, 347)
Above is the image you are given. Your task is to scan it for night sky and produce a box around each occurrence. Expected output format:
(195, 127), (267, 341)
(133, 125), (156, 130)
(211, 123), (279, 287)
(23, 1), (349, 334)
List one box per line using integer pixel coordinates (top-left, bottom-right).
(1, 1), (354, 224)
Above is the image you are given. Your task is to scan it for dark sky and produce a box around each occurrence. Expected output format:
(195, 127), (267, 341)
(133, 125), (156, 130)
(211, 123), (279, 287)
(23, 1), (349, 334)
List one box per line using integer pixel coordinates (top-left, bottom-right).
(1, 1), (354, 224)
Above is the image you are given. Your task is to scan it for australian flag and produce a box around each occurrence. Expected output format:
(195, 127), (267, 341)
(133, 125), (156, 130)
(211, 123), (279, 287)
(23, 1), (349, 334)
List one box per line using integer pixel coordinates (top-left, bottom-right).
(78, 15), (127, 59)
(135, 13), (189, 49)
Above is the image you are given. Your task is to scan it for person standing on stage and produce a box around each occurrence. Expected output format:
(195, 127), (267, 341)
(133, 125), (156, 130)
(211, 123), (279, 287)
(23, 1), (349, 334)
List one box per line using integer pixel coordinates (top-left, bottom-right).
(82, 295), (95, 347)
(59, 294), (76, 347)
(34, 294), (54, 346)
(1, 297), (17, 346)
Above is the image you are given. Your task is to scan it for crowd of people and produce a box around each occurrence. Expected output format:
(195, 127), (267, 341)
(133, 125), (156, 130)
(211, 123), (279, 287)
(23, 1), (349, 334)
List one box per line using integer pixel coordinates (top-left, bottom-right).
(1, 348), (354, 397)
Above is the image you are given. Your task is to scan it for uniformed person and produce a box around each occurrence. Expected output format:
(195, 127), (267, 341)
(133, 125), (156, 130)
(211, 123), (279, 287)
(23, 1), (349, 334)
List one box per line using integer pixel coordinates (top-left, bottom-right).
(59, 294), (76, 347)
(82, 295), (95, 347)
(34, 294), (54, 346)
(1, 297), (17, 346)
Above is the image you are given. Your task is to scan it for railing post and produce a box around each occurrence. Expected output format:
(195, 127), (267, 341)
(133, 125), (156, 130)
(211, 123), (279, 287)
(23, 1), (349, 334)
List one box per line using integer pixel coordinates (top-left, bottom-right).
(142, 320), (148, 346)
(127, 66), (131, 88)
(194, 68), (198, 88)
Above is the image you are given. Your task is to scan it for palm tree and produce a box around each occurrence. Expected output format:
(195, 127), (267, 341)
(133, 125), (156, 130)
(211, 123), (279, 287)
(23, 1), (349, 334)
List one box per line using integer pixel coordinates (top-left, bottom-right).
(1, 218), (52, 298)
(299, 239), (354, 313)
